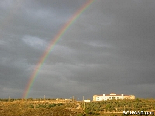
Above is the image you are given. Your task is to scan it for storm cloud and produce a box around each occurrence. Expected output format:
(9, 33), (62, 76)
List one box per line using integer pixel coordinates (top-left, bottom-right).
(0, 0), (155, 99)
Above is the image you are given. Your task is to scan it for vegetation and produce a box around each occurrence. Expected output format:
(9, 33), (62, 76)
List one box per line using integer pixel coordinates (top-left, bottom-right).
(80, 98), (155, 116)
(0, 98), (155, 116)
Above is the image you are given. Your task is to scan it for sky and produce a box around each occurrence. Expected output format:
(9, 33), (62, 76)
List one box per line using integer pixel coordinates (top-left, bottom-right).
(0, 0), (155, 100)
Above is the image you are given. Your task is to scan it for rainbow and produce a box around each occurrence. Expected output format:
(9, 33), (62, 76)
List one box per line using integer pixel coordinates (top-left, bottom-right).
(22, 0), (94, 98)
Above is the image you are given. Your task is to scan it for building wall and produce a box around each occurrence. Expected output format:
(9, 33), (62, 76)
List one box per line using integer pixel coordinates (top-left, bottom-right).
(93, 95), (97, 101)
(123, 95), (135, 99)
(84, 100), (91, 102)
(93, 93), (135, 101)
(93, 95), (103, 101)
(103, 95), (123, 100)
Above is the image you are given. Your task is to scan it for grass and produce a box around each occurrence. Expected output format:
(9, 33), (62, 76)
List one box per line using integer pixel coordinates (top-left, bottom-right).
(0, 98), (155, 116)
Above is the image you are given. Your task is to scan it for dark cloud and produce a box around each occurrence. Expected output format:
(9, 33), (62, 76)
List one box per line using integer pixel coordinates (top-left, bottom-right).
(0, 0), (155, 99)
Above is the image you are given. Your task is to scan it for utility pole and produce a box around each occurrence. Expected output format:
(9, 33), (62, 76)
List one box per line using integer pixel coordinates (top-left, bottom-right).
(44, 95), (45, 101)
(8, 96), (10, 102)
(73, 96), (74, 102)
(84, 102), (85, 110)
(73, 96), (74, 108)
(83, 96), (85, 110)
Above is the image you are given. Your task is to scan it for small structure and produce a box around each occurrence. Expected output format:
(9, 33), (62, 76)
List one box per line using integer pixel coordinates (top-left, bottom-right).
(65, 99), (72, 102)
(84, 100), (91, 102)
(93, 93), (135, 101)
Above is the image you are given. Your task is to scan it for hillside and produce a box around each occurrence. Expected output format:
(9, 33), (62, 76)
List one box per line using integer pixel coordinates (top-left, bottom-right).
(0, 98), (155, 116)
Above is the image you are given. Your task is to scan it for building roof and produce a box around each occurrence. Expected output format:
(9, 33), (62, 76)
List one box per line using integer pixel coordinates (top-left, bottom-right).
(96, 95), (103, 96)
(95, 93), (133, 97)
(105, 94), (122, 96)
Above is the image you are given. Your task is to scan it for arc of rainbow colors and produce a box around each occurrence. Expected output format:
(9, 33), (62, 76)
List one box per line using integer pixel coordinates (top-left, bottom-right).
(22, 0), (94, 98)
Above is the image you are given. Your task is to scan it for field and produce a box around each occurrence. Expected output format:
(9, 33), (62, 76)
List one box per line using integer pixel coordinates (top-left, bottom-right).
(0, 98), (155, 116)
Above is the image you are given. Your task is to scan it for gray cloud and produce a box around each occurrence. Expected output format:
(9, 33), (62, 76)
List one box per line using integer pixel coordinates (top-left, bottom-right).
(0, 0), (155, 99)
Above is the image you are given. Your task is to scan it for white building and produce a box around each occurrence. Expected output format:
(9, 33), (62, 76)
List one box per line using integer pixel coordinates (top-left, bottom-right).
(84, 100), (91, 102)
(93, 93), (135, 101)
